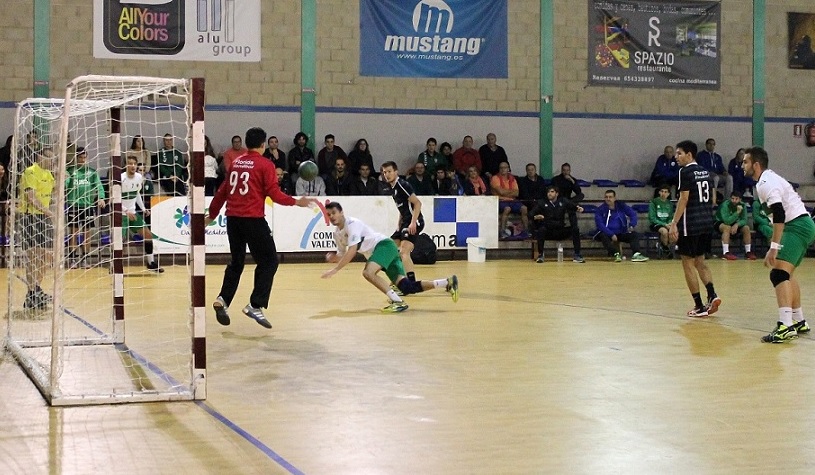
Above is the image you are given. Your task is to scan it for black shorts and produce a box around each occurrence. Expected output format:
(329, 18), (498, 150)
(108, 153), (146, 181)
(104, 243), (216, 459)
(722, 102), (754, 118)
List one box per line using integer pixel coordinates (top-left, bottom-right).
(67, 206), (97, 228)
(677, 233), (712, 257)
(19, 213), (53, 250)
(391, 217), (426, 244)
(649, 223), (667, 233)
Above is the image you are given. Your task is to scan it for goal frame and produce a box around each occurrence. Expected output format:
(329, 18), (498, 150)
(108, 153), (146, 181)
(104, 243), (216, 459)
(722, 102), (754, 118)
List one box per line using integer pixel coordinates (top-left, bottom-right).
(4, 75), (207, 406)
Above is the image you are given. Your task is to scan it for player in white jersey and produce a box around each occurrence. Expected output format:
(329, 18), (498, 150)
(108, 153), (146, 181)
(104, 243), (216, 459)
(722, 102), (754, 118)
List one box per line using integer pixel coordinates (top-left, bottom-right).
(122, 156), (163, 272)
(743, 147), (815, 343)
(321, 201), (458, 312)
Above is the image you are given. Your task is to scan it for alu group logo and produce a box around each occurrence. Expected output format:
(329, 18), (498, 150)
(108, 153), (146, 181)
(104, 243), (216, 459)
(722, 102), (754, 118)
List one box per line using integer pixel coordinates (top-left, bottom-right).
(384, 0), (483, 57)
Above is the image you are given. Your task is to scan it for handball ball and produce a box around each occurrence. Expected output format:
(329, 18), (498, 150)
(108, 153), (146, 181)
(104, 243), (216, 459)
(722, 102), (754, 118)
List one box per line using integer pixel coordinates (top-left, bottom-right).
(298, 161), (319, 182)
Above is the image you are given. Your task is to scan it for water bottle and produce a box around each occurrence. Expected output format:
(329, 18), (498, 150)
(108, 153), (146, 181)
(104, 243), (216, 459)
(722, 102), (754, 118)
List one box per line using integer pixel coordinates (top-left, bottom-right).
(557, 242), (563, 262)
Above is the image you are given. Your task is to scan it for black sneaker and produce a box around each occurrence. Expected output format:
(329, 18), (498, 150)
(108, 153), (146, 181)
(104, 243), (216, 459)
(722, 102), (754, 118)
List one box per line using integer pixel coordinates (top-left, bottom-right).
(687, 306), (709, 318)
(24, 291), (47, 309)
(35, 287), (52, 304)
(213, 296), (230, 326)
(243, 304), (272, 328)
(146, 262), (165, 273)
(762, 322), (798, 343)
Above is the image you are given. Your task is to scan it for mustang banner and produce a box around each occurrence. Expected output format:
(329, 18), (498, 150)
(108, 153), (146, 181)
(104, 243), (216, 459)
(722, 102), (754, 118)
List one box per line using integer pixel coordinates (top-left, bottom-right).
(359, 0), (507, 78)
(93, 0), (260, 62)
(588, 0), (720, 90)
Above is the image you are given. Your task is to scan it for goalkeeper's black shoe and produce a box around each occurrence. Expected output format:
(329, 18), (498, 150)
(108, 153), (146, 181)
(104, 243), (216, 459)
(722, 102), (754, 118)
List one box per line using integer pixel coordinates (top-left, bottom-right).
(34, 287), (52, 304)
(24, 291), (47, 310)
(146, 262), (165, 273)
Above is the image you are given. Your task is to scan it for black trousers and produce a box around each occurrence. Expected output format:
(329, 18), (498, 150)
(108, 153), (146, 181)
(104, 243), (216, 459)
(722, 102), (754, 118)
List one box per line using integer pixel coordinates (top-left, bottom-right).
(219, 217), (279, 309)
(594, 231), (641, 255)
(532, 224), (581, 255)
(159, 178), (187, 196)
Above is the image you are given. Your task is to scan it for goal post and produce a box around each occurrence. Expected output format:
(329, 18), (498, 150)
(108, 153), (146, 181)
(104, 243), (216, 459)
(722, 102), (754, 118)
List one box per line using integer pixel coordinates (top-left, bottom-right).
(4, 76), (207, 406)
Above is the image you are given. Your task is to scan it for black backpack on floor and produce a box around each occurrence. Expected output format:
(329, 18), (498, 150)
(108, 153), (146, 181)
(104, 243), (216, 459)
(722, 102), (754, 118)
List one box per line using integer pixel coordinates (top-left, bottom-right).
(410, 233), (437, 265)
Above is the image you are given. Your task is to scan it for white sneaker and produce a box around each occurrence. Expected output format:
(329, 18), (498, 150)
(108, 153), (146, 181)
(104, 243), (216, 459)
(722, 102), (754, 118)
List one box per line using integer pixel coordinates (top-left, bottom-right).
(631, 252), (649, 262)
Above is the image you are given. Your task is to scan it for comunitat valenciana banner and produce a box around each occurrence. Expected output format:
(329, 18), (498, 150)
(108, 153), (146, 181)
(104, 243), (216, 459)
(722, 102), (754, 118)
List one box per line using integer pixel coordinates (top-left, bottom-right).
(93, 0), (260, 62)
(359, 0), (508, 78)
(588, 0), (721, 90)
(150, 195), (499, 254)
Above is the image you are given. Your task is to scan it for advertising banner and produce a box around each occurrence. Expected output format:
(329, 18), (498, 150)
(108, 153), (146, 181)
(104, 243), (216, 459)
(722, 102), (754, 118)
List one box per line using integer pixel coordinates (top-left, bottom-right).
(93, 0), (260, 62)
(588, 0), (721, 90)
(359, 0), (508, 78)
(151, 195), (499, 254)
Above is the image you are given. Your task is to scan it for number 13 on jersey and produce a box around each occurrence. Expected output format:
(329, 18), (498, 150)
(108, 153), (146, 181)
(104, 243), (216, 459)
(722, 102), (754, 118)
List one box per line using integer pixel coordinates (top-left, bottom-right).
(696, 180), (710, 202)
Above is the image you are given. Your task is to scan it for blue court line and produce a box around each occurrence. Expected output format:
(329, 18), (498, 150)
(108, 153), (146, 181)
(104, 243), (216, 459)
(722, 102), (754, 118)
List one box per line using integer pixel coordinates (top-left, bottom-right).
(194, 400), (305, 475)
(58, 300), (305, 474)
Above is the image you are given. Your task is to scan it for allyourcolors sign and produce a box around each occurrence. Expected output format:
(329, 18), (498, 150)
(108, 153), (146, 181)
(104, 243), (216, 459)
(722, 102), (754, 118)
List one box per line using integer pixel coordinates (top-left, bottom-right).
(93, 0), (260, 62)
(360, 0), (508, 78)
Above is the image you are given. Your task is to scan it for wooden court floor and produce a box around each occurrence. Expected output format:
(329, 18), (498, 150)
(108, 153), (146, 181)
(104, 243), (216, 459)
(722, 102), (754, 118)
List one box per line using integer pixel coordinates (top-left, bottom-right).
(3, 256), (815, 474)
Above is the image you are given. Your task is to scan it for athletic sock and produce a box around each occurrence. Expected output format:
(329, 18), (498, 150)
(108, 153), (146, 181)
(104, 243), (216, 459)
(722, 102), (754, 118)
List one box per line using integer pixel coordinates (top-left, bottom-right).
(145, 240), (155, 264)
(779, 307), (794, 327)
(386, 289), (403, 303)
(692, 292), (703, 309)
(792, 307), (804, 323)
(705, 283), (716, 301)
(745, 244), (751, 252)
(407, 271), (416, 282)
(432, 279), (447, 289)
(722, 243), (729, 254)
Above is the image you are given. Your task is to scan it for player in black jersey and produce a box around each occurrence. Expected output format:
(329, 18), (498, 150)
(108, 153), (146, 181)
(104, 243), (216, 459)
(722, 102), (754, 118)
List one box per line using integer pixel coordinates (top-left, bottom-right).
(669, 140), (721, 318)
(381, 161), (424, 282)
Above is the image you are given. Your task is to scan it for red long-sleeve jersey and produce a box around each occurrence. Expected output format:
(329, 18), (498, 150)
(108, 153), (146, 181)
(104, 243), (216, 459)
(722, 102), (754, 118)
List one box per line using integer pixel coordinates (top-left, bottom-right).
(207, 151), (295, 220)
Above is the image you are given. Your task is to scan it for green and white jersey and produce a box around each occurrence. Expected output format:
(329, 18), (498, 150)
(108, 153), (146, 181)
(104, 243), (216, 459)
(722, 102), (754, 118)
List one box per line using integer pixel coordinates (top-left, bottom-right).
(121, 171), (145, 213)
(334, 216), (388, 260)
(755, 169), (808, 223)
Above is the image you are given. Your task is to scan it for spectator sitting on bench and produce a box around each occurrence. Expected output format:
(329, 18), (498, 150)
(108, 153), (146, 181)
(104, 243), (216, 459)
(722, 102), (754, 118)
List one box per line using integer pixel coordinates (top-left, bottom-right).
(593, 189), (649, 262)
(551, 162), (585, 229)
(529, 186), (585, 263)
(649, 145), (679, 197)
(752, 199), (773, 246)
(648, 184), (675, 257)
(491, 161), (528, 239)
(518, 163), (547, 206)
(407, 161), (434, 196)
(463, 165), (488, 196)
(725, 148), (756, 199)
(715, 191), (755, 260)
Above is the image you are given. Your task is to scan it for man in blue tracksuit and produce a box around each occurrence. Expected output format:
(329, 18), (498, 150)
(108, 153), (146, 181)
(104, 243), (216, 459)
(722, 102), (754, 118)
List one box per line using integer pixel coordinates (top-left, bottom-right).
(593, 189), (649, 262)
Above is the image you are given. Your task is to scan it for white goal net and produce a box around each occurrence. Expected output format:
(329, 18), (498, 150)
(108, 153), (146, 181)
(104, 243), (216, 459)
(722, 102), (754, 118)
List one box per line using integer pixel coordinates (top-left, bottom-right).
(4, 76), (207, 405)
